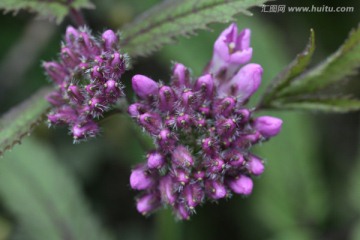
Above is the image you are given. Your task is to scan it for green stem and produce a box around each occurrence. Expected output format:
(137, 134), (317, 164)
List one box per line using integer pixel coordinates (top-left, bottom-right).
(155, 209), (183, 240)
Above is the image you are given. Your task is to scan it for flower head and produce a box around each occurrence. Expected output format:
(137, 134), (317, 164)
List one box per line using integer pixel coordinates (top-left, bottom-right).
(44, 26), (129, 141)
(128, 24), (282, 220)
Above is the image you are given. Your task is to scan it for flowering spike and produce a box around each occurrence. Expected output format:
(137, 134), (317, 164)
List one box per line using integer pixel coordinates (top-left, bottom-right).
(132, 75), (159, 99)
(45, 26), (128, 140)
(128, 24), (282, 220)
(253, 116), (283, 138)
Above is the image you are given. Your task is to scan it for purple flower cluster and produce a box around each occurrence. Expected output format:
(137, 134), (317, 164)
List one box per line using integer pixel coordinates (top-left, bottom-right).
(128, 23), (282, 220)
(44, 26), (129, 141)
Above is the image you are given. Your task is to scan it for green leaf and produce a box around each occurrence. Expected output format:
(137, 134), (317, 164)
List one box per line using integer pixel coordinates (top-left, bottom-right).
(0, 0), (94, 23)
(269, 97), (360, 113)
(121, 0), (267, 57)
(0, 138), (113, 240)
(277, 23), (360, 97)
(260, 29), (315, 106)
(0, 87), (51, 157)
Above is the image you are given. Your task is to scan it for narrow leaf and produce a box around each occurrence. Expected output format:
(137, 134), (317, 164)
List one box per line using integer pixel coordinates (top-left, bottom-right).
(260, 29), (315, 106)
(121, 0), (267, 57)
(0, 86), (51, 156)
(278, 23), (360, 97)
(0, 0), (94, 23)
(0, 138), (113, 240)
(269, 97), (360, 113)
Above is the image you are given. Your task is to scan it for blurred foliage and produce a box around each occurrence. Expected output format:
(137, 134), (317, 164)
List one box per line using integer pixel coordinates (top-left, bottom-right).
(260, 23), (360, 112)
(0, 87), (51, 156)
(1, 0), (360, 240)
(0, 138), (113, 240)
(0, 0), (94, 23)
(121, 0), (266, 57)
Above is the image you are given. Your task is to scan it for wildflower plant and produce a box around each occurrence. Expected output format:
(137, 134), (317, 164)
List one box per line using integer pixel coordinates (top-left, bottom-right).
(0, 0), (360, 238)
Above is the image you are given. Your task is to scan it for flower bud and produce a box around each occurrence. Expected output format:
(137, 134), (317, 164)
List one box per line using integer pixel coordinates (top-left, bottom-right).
(157, 129), (176, 151)
(65, 26), (79, 46)
(174, 169), (190, 185)
(247, 155), (264, 176)
(72, 120), (99, 140)
(159, 176), (176, 205)
(61, 47), (79, 68)
(67, 84), (85, 104)
(46, 91), (65, 106)
(172, 63), (190, 88)
(214, 97), (236, 117)
(181, 89), (196, 108)
(130, 165), (154, 190)
(227, 175), (253, 195)
(176, 113), (192, 128)
(110, 52), (126, 75)
(104, 79), (121, 96)
(225, 150), (245, 167)
(102, 30), (118, 51)
(216, 118), (236, 137)
(139, 113), (162, 135)
(184, 183), (204, 209)
(78, 31), (100, 56)
(48, 106), (78, 125)
(172, 146), (194, 167)
(147, 152), (165, 169)
(253, 116), (283, 138)
(132, 75), (159, 99)
(194, 74), (214, 98)
(43, 62), (67, 84)
(218, 63), (262, 102)
(159, 86), (176, 111)
(90, 65), (104, 81)
(205, 180), (227, 200)
(128, 103), (148, 118)
(175, 204), (190, 220)
(209, 157), (226, 173)
(136, 194), (160, 215)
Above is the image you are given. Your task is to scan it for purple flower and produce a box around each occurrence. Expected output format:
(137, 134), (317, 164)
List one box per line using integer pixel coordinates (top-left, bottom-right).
(206, 23), (253, 81)
(128, 24), (282, 220)
(253, 116), (283, 138)
(44, 26), (129, 141)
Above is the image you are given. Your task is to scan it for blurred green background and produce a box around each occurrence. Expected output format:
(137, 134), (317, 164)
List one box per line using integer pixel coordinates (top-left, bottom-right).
(1, 0), (360, 239)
